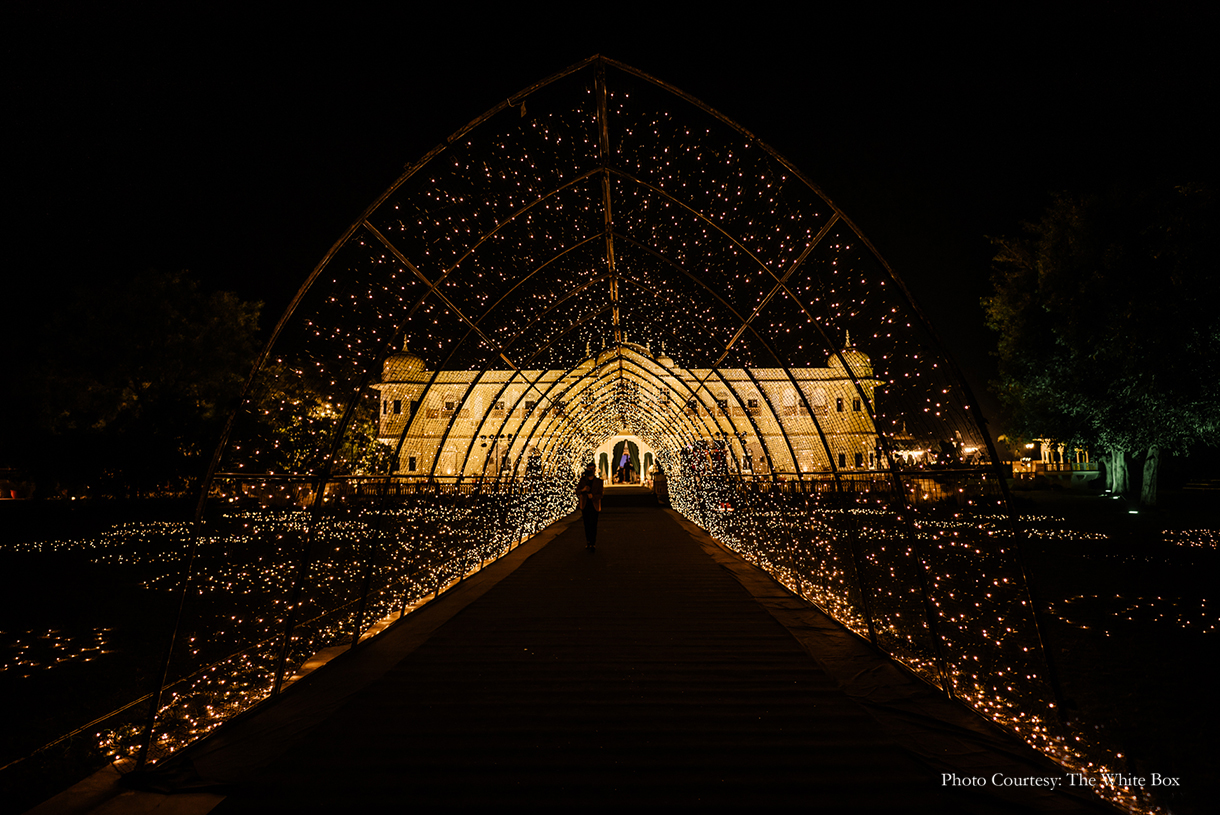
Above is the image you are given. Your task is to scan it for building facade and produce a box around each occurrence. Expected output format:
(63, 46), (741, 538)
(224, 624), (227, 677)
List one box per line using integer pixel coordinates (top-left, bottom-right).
(375, 338), (881, 480)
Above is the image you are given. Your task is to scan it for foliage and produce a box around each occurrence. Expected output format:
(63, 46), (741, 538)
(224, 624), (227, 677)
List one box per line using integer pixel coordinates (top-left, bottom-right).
(241, 361), (393, 476)
(23, 270), (263, 497)
(984, 183), (1220, 500)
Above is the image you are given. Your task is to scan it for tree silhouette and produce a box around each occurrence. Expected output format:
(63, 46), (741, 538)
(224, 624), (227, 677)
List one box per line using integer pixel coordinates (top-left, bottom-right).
(21, 270), (262, 497)
(984, 183), (1220, 505)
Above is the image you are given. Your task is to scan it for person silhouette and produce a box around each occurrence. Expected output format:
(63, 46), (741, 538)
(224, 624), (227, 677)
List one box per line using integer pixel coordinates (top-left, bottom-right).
(575, 462), (604, 549)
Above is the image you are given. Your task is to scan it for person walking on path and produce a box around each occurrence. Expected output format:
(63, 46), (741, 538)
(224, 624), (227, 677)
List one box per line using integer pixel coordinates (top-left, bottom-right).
(575, 462), (604, 549)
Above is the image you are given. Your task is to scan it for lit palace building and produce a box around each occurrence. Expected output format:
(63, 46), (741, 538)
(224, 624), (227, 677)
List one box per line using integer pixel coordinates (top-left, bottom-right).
(374, 336), (881, 482)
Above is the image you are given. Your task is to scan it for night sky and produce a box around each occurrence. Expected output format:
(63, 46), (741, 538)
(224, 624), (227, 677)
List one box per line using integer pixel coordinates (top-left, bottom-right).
(6, 6), (1217, 422)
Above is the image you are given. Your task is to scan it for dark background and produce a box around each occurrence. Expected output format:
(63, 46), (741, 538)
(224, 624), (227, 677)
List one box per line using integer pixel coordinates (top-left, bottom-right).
(5, 5), (1217, 424)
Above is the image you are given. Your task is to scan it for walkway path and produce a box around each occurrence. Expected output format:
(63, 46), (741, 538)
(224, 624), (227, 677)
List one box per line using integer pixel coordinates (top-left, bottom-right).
(72, 493), (1110, 813)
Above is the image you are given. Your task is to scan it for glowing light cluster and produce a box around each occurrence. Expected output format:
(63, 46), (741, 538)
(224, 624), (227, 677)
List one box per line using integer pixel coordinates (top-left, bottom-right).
(0, 520), (191, 555)
(1164, 528), (1219, 549)
(0, 627), (117, 678)
(1052, 594), (1216, 636)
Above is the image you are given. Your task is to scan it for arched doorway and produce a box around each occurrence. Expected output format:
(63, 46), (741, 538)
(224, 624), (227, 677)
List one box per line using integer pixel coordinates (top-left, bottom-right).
(610, 438), (639, 483)
(594, 435), (656, 485)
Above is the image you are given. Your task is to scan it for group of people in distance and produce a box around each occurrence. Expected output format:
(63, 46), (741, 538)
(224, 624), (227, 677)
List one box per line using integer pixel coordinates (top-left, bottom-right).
(614, 449), (633, 484)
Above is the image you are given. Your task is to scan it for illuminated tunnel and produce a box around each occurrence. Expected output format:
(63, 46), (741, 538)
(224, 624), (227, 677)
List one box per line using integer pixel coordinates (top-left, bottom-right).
(133, 57), (1113, 792)
(213, 56), (1005, 490)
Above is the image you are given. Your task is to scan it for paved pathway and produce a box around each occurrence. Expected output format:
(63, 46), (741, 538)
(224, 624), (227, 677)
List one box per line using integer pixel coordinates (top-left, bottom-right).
(108, 494), (1108, 813)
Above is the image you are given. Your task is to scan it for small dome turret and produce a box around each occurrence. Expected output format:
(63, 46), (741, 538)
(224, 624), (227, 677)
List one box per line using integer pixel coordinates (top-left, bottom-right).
(383, 339), (427, 380)
(828, 330), (873, 378)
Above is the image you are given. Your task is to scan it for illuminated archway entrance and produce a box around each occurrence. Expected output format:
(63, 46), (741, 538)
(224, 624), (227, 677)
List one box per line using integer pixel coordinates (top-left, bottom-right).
(597, 436), (652, 484)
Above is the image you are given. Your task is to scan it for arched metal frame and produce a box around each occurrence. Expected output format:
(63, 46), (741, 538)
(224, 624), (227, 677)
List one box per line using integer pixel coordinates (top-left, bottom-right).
(129, 55), (1132, 808)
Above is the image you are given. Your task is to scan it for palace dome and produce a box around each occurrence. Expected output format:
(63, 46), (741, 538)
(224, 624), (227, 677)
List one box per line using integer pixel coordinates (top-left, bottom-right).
(383, 340), (427, 380)
(828, 332), (873, 378)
